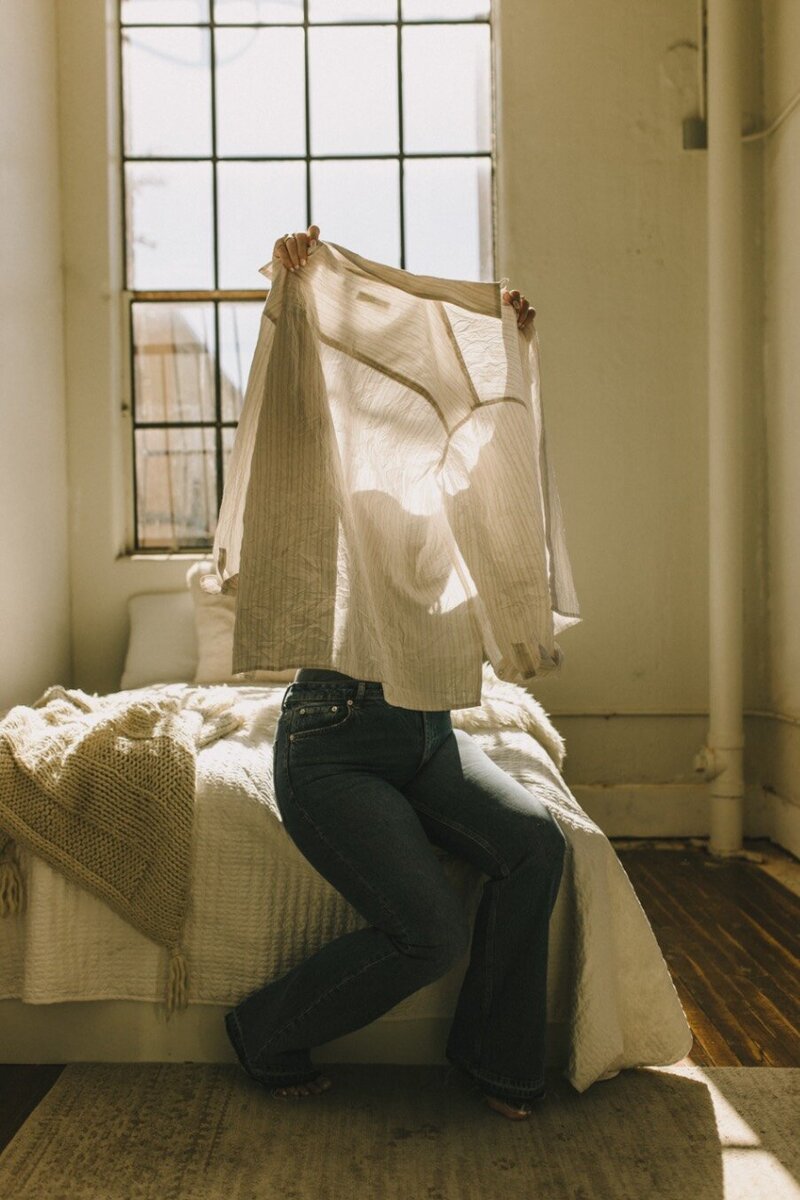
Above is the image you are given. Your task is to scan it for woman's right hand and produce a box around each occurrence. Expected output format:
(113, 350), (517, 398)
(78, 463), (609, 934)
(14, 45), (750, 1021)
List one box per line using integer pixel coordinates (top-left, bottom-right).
(273, 224), (320, 272)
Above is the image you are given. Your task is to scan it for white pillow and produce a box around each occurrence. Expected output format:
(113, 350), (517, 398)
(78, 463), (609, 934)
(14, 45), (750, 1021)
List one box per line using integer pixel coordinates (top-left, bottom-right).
(120, 591), (198, 690)
(186, 561), (297, 685)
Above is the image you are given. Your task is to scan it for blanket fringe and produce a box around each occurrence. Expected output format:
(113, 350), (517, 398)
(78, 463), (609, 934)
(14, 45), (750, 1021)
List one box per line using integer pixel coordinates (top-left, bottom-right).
(0, 841), (24, 916)
(166, 945), (189, 1017)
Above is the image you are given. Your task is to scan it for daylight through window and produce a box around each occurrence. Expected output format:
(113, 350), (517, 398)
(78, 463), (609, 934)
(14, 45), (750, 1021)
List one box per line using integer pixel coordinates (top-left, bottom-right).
(119, 0), (495, 550)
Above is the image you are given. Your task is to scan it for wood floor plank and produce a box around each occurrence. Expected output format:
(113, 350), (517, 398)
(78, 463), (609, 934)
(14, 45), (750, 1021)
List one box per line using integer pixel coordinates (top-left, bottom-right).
(616, 847), (800, 1068)
(665, 856), (799, 959)
(626, 875), (768, 1063)
(651, 861), (800, 1022)
(669, 976), (736, 1067)
(709, 887), (800, 967)
(634, 862), (799, 1048)
(634, 857), (799, 1006)
(673, 950), (785, 1066)
(709, 862), (800, 931)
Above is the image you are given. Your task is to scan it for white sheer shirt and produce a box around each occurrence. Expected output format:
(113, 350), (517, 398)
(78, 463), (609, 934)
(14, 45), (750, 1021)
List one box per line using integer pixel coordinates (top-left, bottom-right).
(205, 239), (581, 711)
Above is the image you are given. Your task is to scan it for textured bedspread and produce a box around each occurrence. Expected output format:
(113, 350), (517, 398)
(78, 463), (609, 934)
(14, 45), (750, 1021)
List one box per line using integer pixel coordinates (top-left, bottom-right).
(0, 668), (691, 1092)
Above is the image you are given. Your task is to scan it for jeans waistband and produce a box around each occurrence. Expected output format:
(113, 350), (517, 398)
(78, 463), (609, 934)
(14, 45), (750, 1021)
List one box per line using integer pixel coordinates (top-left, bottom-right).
(293, 668), (366, 684)
(282, 677), (386, 709)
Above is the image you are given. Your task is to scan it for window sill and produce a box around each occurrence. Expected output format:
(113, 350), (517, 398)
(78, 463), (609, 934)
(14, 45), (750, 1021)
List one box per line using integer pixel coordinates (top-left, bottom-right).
(116, 551), (212, 562)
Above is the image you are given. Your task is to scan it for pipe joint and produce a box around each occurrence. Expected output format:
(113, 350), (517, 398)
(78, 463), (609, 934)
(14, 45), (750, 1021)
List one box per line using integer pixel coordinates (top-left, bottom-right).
(694, 742), (743, 786)
(694, 744), (721, 779)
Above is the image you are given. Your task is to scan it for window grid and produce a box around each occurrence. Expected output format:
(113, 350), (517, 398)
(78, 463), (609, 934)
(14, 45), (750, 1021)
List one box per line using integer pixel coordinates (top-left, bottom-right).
(119, 0), (496, 552)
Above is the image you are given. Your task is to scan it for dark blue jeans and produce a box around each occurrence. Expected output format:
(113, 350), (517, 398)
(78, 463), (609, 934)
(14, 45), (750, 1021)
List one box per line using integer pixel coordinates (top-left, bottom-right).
(225, 671), (566, 1104)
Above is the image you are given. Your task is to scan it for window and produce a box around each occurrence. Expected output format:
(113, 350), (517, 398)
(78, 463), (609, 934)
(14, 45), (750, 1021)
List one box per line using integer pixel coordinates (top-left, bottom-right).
(119, 0), (495, 551)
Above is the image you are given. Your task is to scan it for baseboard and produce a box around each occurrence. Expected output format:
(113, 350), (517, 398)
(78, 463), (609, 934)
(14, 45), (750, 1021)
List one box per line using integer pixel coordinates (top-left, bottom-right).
(759, 787), (800, 861)
(571, 783), (712, 838)
(0, 999), (569, 1069)
(571, 781), (800, 858)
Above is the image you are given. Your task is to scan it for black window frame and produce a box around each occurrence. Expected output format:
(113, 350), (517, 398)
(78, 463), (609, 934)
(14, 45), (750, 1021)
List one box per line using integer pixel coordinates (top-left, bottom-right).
(118, 0), (498, 553)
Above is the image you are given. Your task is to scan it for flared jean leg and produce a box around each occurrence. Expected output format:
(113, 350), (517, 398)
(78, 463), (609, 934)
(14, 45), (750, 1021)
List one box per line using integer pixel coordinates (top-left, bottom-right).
(227, 704), (472, 1086)
(226, 682), (566, 1103)
(228, 920), (463, 1084)
(227, 807), (469, 1083)
(402, 726), (567, 1101)
(444, 839), (564, 1098)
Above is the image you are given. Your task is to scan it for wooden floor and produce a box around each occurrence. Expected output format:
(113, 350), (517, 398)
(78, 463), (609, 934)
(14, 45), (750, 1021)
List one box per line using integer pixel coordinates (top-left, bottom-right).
(1, 837), (798, 1155)
(615, 837), (799, 1068)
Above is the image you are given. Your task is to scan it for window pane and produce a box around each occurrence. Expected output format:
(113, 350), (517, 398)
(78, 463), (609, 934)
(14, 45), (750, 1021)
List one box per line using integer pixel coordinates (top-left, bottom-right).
(309, 0), (397, 20)
(133, 303), (216, 423)
(135, 427), (218, 549)
(213, 0), (303, 22)
(219, 303), (264, 421)
(222, 426), (237, 479)
(218, 161), (306, 288)
(215, 28), (306, 157)
(123, 28), (211, 158)
(121, 0), (209, 23)
(309, 26), (398, 155)
(126, 161), (214, 289)
(404, 156), (492, 279)
(311, 159), (400, 264)
(402, 23), (490, 153)
(401, 0), (490, 17)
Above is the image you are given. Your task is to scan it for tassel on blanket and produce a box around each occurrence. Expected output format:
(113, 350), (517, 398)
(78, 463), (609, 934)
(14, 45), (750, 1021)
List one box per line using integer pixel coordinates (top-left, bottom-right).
(0, 839), (24, 916)
(165, 944), (189, 1017)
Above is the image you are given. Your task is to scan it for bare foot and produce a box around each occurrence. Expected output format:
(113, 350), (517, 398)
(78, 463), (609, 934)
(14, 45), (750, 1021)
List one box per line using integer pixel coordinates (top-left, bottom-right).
(272, 1073), (333, 1099)
(484, 1094), (532, 1120)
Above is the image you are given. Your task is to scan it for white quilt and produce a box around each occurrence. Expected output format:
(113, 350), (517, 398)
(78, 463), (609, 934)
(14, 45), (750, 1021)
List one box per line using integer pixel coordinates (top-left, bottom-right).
(0, 668), (692, 1093)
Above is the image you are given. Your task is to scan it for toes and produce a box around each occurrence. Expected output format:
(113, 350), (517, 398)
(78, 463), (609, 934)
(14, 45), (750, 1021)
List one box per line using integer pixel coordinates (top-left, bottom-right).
(484, 1095), (531, 1120)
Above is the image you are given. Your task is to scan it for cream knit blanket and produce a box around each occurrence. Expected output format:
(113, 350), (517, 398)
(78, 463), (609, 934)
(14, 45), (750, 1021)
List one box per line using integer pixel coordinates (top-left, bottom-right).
(0, 684), (244, 1013)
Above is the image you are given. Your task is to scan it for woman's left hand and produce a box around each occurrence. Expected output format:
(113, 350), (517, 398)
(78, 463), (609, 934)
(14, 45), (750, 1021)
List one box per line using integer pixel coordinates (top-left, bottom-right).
(502, 287), (535, 330)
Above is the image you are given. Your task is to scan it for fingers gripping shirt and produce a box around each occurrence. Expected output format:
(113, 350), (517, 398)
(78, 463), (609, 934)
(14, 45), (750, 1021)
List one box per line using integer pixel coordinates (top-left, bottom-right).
(205, 240), (581, 711)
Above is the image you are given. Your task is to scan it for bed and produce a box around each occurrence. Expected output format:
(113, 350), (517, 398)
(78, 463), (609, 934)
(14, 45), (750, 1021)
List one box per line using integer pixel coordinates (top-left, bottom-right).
(0, 563), (693, 1094)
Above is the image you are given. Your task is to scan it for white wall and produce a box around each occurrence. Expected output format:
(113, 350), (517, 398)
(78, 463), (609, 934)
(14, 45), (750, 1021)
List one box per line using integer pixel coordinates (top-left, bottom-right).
(57, 1), (718, 772)
(0, 0), (71, 710)
(56, 0), (214, 702)
(494, 0), (762, 788)
(22, 2), (793, 833)
(749, 0), (800, 838)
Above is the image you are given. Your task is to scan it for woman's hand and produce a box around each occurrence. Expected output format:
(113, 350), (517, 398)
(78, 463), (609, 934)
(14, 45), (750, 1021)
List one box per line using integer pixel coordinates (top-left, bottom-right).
(273, 224), (320, 272)
(502, 287), (535, 330)
(273, 230), (533, 333)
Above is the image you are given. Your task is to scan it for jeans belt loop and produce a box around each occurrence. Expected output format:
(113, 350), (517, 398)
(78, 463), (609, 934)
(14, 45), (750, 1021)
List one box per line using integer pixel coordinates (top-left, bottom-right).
(355, 679), (366, 702)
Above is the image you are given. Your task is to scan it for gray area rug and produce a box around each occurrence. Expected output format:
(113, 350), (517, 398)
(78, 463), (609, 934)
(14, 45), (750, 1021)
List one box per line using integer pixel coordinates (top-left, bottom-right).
(0, 1062), (797, 1199)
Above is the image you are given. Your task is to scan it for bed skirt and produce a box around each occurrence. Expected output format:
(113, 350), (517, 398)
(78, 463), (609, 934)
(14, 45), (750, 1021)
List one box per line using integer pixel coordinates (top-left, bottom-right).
(0, 998), (571, 1068)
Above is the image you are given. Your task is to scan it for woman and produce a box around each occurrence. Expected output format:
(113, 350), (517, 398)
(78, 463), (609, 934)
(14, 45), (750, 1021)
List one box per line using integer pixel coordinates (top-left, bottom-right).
(224, 225), (566, 1121)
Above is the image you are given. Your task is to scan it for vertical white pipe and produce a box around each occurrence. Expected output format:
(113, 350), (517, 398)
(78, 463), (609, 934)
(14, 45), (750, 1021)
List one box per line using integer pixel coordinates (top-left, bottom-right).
(706, 0), (744, 853)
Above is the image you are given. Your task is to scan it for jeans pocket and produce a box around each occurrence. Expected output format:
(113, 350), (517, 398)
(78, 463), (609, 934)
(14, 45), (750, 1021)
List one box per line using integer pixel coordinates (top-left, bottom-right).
(287, 698), (356, 740)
